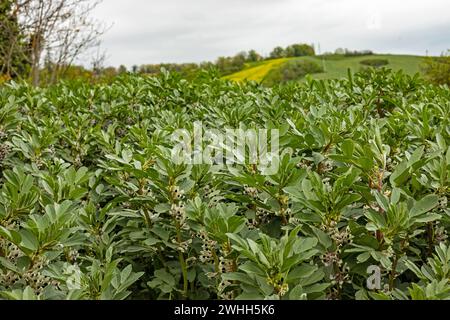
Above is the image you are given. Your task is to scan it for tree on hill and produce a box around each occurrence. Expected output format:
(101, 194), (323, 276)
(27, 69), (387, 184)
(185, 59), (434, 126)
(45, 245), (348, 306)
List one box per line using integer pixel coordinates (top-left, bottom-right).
(215, 52), (246, 75)
(270, 46), (285, 59)
(247, 49), (262, 62)
(270, 43), (315, 59)
(285, 43), (315, 57)
(118, 65), (127, 74)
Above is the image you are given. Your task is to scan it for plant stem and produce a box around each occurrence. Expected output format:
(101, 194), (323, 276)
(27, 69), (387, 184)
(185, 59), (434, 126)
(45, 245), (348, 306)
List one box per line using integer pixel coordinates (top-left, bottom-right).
(212, 249), (219, 274)
(176, 221), (188, 299)
(178, 251), (188, 299)
(389, 255), (398, 290)
(426, 222), (434, 257)
(375, 169), (385, 242)
(142, 207), (152, 228)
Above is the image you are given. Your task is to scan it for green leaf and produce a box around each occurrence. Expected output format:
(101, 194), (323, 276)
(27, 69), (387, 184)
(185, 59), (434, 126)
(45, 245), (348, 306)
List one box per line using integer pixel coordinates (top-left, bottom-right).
(341, 139), (354, 157)
(154, 269), (175, 286)
(374, 191), (389, 212)
(407, 146), (425, 167)
(19, 229), (39, 253)
(239, 262), (265, 277)
(410, 194), (439, 217)
(22, 287), (38, 300)
(289, 284), (307, 300)
(390, 160), (409, 186)
(413, 213), (441, 224)
(365, 209), (386, 228)
(221, 272), (256, 286)
(288, 264), (317, 282)
(357, 252), (372, 263)
(0, 226), (21, 244)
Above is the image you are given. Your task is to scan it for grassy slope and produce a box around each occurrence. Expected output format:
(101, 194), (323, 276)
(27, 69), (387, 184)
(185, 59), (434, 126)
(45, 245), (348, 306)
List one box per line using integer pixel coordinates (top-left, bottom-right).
(224, 54), (424, 82)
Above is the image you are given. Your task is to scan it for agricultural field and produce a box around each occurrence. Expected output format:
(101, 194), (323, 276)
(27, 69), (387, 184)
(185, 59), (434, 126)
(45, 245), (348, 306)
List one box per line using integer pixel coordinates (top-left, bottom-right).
(222, 58), (291, 82)
(225, 54), (424, 83)
(0, 68), (449, 300)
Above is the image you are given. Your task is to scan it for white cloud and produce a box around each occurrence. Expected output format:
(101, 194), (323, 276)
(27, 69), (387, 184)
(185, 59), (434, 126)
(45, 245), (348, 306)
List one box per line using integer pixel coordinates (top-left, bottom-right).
(91, 0), (450, 67)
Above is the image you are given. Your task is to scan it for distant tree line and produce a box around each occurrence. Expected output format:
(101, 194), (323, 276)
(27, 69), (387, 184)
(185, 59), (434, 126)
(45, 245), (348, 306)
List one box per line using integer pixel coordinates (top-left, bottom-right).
(135, 44), (314, 78)
(269, 43), (315, 59)
(334, 48), (374, 56)
(136, 49), (263, 77)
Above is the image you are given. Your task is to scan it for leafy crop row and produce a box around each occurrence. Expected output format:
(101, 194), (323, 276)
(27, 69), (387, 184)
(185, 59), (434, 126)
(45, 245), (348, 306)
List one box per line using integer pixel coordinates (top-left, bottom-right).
(0, 69), (448, 300)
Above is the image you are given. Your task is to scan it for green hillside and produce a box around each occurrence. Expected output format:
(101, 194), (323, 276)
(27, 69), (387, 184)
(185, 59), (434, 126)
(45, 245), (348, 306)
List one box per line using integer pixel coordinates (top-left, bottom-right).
(224, 54), (425, 83)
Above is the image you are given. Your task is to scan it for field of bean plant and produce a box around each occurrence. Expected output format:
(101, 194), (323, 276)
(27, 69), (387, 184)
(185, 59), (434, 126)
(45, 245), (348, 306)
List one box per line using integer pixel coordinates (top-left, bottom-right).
(0, 68), (449, 300)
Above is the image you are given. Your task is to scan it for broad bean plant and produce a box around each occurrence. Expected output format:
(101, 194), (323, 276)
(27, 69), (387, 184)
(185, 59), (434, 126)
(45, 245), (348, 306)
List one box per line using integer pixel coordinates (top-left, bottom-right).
(0, 68), (448, 300)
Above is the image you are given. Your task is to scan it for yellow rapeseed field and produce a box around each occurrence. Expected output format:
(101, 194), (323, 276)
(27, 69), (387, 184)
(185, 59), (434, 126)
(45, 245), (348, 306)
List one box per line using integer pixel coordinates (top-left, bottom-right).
(223, 58), (292, 82)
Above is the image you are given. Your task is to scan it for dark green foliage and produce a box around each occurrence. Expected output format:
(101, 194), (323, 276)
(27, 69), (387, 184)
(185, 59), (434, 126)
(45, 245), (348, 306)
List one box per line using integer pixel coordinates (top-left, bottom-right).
(247, 49), (263, 62)
(270, 46), (286, 59)
(138, 62), (214, 79)
(344, 49), (374, 57)
(0, 1), (30, 79)
(421, 51), (450, 85)
(285, 44), (315, 57)
(263, 60), (323, 85)
(215, 52), (247, 75)
(270, 43), (315, 59)
(138, 50), (264, 78)
(360, 59), (389, 68)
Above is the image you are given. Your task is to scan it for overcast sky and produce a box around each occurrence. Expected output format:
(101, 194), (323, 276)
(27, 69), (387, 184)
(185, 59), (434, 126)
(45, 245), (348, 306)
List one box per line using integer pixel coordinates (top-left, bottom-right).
(91, 0), (450, 67)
